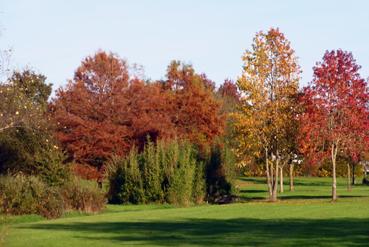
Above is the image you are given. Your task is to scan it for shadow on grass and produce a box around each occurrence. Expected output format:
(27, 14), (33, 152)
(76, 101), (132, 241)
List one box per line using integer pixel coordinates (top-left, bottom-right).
(239, 177), (341, 187)
(291, 180), (332, 187)
(239, 191), (367, 202)
(22, 218), (369, 246)
(240, 189), (267, 193)
(239, 177), (267, 184)
(279, 195), (365, 200)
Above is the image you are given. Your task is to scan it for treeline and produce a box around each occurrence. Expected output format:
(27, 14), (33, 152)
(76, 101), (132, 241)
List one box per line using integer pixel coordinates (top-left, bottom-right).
(0, 27), (368, 215)
(0, 48), (237, 213)
(50, 53), (226, 169)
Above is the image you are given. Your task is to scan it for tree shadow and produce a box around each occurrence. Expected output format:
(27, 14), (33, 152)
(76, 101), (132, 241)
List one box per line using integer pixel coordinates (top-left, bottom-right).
(238, 177), (267, 184)
(240, 189), (267, 193)
(291, 180), (332, 187)
(21, 217), (369, 246)
(279, 195), (365, 200)
(238, 177), (341, 187)
(238, 192), (367, 202)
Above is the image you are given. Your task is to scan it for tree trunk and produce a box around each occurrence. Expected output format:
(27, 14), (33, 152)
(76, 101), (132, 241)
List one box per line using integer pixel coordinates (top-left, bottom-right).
(270, 156), (279, 202)
(279, 165), (284, 193)
(271, 188), (277, 201)
(352, 164), (355, 185)
(289, 163), (294, 191)
(347, 163), (352, 191)
(265, 148), (272, 198)
(331, 144), (337, 202)
(270, 169), (278, 202)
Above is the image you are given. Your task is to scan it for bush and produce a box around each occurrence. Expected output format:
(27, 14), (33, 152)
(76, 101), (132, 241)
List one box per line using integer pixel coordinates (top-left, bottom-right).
(107, 140), (237, 206)
(141, 141), (164, 202)
(107, 139), (206, 206)
(192, 163), (206, 204)
(0, 174), (106, 219)
(205, 144), (237, 203)
(39, 187), (64, 219)
(61, 177), (106, 213)
(166, 142), (196, 206)
(0, 174), (63, 218)
(0, 128), (70, 186)
(107, 149), (145, 204)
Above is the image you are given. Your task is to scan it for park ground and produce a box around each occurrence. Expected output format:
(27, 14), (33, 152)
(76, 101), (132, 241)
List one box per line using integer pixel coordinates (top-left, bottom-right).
(1, 177), (369, 247)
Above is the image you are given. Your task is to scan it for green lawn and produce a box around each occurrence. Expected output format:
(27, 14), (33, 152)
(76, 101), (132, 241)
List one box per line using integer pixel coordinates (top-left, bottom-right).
(2, 177), (369, 247)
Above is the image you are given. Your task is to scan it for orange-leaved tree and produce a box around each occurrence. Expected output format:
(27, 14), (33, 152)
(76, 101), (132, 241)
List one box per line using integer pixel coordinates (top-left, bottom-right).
(234, 28), (300, 201)
(51, 53), (224, 171)
(162, 61), (225, 150)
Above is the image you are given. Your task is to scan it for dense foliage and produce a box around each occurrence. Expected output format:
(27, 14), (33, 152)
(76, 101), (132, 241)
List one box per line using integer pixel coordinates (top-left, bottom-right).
(299, 50), (369, 200)
(234, 28), (300, 201)
(0, 174), (105, 219)
(51, 52), (224, 170)
(0, 70), (69, 186)
(205, 144), (237, 203)
(107, 140), (205, 206)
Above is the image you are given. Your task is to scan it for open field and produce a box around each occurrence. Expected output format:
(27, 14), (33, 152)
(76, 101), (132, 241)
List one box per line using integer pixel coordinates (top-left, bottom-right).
(2, 177), (369, 247)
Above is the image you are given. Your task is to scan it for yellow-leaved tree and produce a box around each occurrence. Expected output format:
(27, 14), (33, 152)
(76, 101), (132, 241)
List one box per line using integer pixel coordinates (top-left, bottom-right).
(234, 28), (300, 201)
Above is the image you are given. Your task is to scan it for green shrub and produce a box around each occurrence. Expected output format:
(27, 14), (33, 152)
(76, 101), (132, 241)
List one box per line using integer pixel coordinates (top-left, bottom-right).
(160, 139), (178, 200)
(39, 187), (64, 219)
(141, 141), (164, 202)
(205, 144), (237, 203)
(0, 128), (70, 186)
(0, 174), (105, 219)
(106, 140), (238, 206)
(107, 139), (207, 206)
(192, 162), (206, 204)
(107, 149), (145, 204)
(61, 177), (106, 213)
(167, 142), (196, 206)
(0, 174), (63, 218)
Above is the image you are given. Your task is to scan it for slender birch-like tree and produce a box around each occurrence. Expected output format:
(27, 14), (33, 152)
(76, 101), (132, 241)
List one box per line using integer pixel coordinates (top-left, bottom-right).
(235, 28), (300, 201)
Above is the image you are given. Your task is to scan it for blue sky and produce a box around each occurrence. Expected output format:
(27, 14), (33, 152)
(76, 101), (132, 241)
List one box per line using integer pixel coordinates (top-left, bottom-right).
(1, 0), (369, 91)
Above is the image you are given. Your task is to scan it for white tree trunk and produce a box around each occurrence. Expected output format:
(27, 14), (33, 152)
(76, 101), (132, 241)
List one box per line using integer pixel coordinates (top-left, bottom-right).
(279, 165), (284, 193)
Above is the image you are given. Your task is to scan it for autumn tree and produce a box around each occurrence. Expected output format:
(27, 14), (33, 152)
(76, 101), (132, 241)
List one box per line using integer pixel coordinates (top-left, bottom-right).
(218, 79), (240, 111)
(52, 52), (177, 170)
(234, 28), (300, 201)
(163, 61), (224, 150)
(51, 51), (133, 168)
(217, 79), (240, 149)
(299, 50), (369, 201)
(345, 135), (369, 188)
(123, 79), (175, 150)
(52, 52), (226, 173)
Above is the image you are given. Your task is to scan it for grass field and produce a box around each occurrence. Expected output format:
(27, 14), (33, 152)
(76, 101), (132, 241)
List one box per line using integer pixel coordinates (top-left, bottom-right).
(1, 177), (369, 247)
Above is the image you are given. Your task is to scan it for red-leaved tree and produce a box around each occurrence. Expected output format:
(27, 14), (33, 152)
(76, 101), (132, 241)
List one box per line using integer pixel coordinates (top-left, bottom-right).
(51, 53), (224, 173)
(163, 61), (224, 150)
(51, 51), (132, 168)
(299, 50), (369, 201)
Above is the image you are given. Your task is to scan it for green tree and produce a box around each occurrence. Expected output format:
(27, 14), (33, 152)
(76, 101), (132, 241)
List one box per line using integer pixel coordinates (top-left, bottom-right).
(0, 69), (68, 185)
